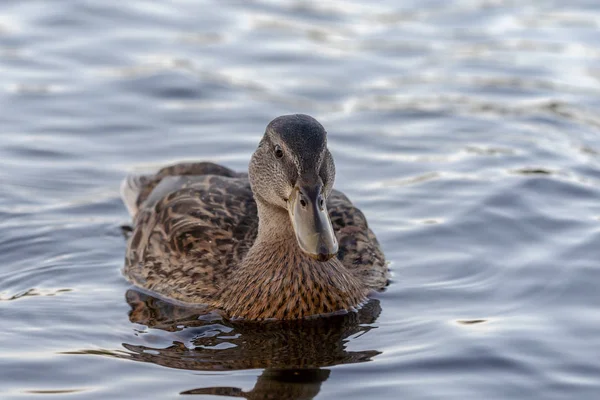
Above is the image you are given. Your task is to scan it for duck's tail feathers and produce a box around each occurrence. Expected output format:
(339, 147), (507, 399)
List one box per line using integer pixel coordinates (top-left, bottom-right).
(120, 173), (151, 218)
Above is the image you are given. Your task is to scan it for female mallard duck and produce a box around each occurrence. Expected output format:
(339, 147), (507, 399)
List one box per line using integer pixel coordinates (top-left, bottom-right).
(122, 114), (388, 320)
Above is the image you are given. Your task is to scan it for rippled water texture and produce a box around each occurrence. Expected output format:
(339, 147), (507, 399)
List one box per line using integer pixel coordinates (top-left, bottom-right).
(1, 1), (600, 399)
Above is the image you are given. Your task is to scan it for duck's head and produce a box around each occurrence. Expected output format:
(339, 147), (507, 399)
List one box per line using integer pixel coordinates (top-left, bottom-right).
(249, 114), (338, 262)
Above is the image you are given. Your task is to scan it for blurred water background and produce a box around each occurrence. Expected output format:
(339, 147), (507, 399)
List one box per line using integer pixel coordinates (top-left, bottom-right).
(1, 0), (600, 399)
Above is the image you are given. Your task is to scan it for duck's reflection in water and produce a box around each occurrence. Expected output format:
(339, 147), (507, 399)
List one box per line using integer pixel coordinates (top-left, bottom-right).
(181, 369), (330, 399)
(124, 289), (383, 399)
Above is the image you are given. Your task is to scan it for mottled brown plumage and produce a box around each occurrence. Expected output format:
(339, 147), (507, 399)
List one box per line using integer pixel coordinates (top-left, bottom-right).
(122, 114), (388, 320)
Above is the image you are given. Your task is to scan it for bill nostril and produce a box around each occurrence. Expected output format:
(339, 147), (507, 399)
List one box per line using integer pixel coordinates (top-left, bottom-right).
(300, 198), (307, 207)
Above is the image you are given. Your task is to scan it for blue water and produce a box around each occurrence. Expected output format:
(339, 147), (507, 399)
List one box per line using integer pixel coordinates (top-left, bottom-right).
(1, 1), (600, 398)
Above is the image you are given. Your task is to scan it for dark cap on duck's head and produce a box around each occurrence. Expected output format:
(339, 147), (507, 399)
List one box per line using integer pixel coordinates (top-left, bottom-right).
(250, 114), (337, 262)
(266, 114), (327, 175)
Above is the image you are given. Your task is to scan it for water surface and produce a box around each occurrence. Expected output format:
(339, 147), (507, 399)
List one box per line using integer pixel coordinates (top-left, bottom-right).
(1, 0), (600, 399)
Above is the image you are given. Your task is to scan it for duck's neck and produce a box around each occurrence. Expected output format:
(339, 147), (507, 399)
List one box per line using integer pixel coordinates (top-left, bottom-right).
(254, 200), (297, 245)
(218, 200), (366, 320)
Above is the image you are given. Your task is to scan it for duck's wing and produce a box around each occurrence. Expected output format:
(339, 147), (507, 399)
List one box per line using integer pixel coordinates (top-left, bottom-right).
(121, 162), (243, 218)
(123, 164), (258, 304)
(328, 190), (389, 292)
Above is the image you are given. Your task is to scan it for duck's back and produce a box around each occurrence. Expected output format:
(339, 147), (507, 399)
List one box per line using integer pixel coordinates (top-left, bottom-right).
(122, 163), (259, 304)
(122, 162), (388, 306)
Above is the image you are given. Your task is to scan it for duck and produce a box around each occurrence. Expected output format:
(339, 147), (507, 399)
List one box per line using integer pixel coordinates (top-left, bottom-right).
(121, 114), (388, 320)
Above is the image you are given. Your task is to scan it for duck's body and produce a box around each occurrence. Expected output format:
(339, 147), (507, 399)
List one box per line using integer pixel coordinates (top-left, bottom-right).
(122, 115), (388, 320)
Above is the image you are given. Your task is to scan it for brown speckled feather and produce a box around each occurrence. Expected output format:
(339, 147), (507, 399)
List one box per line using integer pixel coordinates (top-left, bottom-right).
(123, 161), (388, 318)
(125, 164), (257, 303)
(327, 190), (388, 291)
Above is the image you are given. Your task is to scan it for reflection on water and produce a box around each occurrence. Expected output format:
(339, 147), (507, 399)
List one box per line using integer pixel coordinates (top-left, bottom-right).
(123, 289), (381, 398)
(181, 369), (331, 399)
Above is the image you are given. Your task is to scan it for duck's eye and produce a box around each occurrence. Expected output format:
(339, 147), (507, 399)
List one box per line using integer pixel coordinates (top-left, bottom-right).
(274, 145), (284, 159)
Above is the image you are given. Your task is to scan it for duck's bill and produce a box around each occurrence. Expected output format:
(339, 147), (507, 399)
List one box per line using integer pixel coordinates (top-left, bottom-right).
(287, 185), (338, 262)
